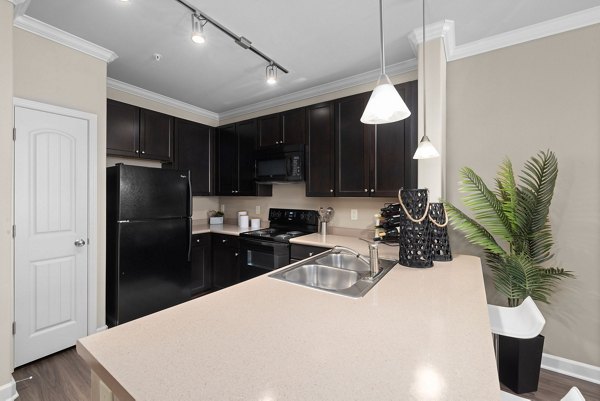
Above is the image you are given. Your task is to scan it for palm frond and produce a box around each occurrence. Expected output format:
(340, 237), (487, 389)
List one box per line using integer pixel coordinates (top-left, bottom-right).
(444, 202), (506, 256)
(459, 167), (513, 242)
(519, 150), (558, 232)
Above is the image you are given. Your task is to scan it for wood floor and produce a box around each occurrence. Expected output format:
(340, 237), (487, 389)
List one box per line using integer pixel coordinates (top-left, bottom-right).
(13, 347), (600, 401)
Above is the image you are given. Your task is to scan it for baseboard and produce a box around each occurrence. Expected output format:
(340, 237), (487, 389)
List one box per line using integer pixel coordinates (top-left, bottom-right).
(96, 325), (108, 333)
(0, 378), (18, 401)
(542, 353), (600, 384)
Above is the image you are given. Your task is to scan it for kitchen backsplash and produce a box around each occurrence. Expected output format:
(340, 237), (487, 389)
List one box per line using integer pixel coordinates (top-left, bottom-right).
(219, 183), (396, 230)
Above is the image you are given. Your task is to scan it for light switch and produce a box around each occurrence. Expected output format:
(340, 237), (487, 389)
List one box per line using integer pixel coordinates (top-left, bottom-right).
(351, 209), (358, 220)
(256, 205), (261, 215)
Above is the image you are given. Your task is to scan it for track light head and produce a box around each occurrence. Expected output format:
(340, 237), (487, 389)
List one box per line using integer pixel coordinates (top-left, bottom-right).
(266, 63), (277, 85)
(191, 14), (206, 44)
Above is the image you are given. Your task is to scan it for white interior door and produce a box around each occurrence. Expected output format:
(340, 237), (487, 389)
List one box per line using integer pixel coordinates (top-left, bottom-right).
(14, 105), (89, 367)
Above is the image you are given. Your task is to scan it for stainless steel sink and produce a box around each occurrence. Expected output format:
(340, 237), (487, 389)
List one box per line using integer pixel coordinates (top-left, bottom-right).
(281, 264), (359, 290)
(315, 254), (370, 272)
(269, 249), (397, 298)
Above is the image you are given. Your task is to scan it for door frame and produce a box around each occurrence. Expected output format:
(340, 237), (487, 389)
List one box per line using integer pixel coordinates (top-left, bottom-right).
(13, 97), (99, 340)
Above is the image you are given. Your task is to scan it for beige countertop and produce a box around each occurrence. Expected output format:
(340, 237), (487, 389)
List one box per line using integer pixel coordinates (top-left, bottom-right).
(77, 254), (499, 401)
(290, 233), (401, 260)
(192, 222), (260, 236)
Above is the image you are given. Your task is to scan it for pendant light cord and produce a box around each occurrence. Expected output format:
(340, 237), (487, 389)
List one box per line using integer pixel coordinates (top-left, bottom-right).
(422, 0), (427, 140)
(379, 0), (385, 76)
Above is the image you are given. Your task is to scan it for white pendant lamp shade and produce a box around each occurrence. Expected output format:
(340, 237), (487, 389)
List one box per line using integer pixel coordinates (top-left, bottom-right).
(413, 135), (440, 159)
(361, 74), (411, 124)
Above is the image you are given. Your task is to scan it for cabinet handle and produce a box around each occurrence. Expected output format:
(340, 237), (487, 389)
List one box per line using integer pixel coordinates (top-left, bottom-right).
(135, 150), (139, 154)
(141, 151), (146, 155)
(234, 252), (239, 257)
(364, 189), (368, 192)
(371, 189), (374, 192)
(309, 252), (313, 256)
(196, 239), (200, 243)
(330, 189), (333, 193)
(222, 239), (227, 243)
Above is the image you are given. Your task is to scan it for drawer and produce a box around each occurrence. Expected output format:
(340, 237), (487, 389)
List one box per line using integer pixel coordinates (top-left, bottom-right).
(290, 244), (328, 261)
(192, 233), (211, 247)
(212, 233), (239, 248)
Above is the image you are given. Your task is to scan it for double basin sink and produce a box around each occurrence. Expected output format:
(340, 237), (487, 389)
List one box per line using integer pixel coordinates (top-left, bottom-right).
(269, 249), (397, 298)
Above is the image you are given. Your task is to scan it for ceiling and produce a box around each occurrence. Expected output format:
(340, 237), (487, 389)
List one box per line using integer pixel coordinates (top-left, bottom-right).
(24, 0), (600, 115)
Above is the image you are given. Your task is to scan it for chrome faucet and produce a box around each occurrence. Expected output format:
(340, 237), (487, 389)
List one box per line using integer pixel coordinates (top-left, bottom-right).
(332, 243), (381, 279)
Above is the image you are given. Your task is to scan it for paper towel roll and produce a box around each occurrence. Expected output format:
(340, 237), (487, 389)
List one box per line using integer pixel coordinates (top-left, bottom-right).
(251, 218), (260, 229)
(237, 211), (247, 226)
(239, 215), (249, 228)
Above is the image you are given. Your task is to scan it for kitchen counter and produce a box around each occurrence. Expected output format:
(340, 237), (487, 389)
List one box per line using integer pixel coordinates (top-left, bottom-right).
(77, 255), (500, 401)
(290, 233), (401, 260)
(191, 222), (259, 236)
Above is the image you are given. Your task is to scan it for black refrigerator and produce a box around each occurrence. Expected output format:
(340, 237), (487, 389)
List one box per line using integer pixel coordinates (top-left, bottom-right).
(106, 164), (192, 326)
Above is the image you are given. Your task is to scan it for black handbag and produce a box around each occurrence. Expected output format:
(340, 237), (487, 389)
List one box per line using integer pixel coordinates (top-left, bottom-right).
(398, 189), (433, 268)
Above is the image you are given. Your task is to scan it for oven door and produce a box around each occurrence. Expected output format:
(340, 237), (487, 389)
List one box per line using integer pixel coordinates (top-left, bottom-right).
(239, 238), (290, 281)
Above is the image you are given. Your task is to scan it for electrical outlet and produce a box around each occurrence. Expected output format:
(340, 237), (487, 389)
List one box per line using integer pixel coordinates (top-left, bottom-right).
(255, 205), (261, 215)
(350, 209), (358, 220)
(220, 204), (225, 213)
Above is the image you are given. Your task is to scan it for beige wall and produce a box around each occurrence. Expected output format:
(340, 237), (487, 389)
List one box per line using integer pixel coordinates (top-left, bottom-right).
(446, 24), (600, 366)
(13, 28), (109, 332)
(0, 0), (14, 386)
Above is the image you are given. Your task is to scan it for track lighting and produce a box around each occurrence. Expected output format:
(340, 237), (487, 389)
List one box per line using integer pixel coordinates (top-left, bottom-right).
(266, 63), (277, 85)
(191, 14), (206, 44)
(361, 0), (411, 124)
(175, 0), (287, 82)
(413, 0), (440, 159)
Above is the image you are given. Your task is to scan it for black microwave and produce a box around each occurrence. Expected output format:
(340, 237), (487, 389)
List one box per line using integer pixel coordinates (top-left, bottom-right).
(255, 144), (304, 183)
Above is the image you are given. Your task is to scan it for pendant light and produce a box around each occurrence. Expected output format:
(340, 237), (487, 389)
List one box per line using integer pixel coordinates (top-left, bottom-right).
(191, 14), (206, 44)
(413, 0), (440, 159)
(361, 0), (411, 124)
(266, 63), (277, 85)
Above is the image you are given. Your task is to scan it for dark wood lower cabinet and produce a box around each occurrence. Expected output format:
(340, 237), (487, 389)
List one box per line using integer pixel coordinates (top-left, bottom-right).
(211, 234), (240, 290)
(190, 233), (212, 297)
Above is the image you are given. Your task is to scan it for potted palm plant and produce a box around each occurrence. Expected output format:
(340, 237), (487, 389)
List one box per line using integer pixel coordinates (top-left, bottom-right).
(444, 150), (573, 393)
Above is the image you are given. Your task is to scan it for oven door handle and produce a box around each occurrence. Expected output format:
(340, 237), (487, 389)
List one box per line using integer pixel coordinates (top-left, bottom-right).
(241, 239), (290, 249)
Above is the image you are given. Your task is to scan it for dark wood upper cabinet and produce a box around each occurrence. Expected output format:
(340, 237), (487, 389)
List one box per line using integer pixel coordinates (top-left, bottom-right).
(235, 119), (258, 196)
(215, 120), (269, 196)
(171, 118), (213, 196)
(107, 99), (173, 162)
(257, 114), (281, 147)
(306, 102), (335, 197)
(334, 93), (372, 197)
(257, 108), (306, 148)
(107, 99), (139, 157)
(281, 107), (305, 146)
(139, 109), (173, 161)
(370, 81), (419, 196)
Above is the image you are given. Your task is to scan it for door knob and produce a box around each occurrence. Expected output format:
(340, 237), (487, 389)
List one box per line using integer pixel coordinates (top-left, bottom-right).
(74, 239), (86, 247)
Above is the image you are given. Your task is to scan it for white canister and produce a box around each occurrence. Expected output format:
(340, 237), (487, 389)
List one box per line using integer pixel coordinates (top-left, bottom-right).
(251, 218), (261, 229)
(239, 215), (249, 228)
(237, 211), (247, 226)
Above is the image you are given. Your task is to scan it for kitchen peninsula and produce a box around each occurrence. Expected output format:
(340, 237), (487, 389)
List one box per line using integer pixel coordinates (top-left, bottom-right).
(77, 254), (499, 401)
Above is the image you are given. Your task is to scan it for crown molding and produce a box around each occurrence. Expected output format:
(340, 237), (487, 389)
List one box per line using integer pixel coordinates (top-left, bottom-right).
(107, 78), (220, 122)
(450, 6), (600, 61)
(8, 0), (30, 18)
(219, 58), (417, 121)
(408, 20), (455, 61)
(13, 15), (117, 63)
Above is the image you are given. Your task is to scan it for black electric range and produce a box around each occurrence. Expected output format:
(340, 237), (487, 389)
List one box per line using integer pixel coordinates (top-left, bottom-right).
(238, 208), (319, 281)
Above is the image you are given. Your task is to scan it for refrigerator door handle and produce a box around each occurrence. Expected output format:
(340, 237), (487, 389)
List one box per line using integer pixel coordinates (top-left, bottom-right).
(187, 170), (192, 217)
(187, 218), (192, 262)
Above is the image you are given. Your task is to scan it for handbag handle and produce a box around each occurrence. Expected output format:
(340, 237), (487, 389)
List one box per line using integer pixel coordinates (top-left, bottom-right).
(398, 189), (430, 223)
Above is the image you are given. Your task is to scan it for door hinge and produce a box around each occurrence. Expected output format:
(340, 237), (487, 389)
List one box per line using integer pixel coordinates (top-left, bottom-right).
(12, 321), (15, 335)
(12, 127), (16, 141)
(12, 225), (16, 238)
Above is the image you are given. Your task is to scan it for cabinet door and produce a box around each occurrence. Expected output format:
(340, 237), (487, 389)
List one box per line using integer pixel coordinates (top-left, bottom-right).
(236, 119), (257, 196)
(257, 114), (281, 148)
(140, 108), (173, 161)
(175, 119), (213, 196)
(190, 234), (212, 296)
(216, 124), (237, 195)
(107, 99), (139, 157)
(335, 94), (371, 197)
(212, 235), (240, 290)
(306, 103), (335, 197)
(281, 107), (305, 146)
(370, 81), (419, 196)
